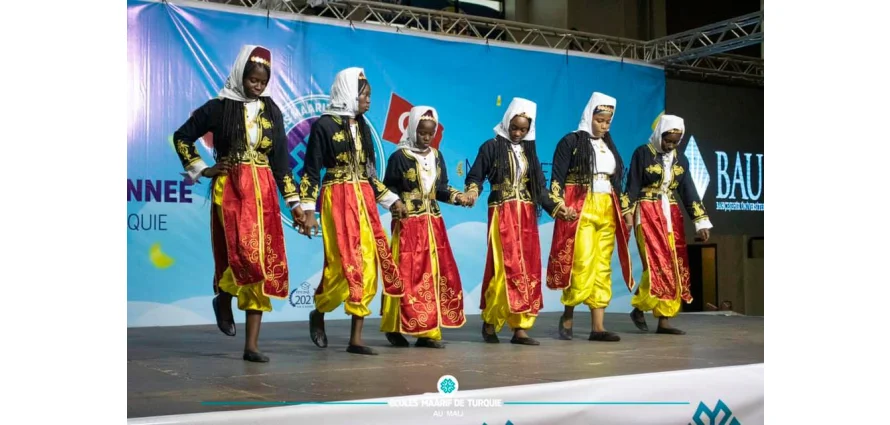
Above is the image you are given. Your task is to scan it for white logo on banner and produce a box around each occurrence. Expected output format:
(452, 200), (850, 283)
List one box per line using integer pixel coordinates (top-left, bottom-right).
(684, 136), (710, 201)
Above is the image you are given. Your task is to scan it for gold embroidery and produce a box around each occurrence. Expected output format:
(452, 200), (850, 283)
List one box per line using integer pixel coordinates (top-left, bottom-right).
(260, 117), (272, 130)
(547, 237), (574, 287)
(374, 179), (389, 194)
(331, 115), (343, 125)
(466, 182), (480, 194)
(620, 193), (630, 209)
(692, 201), (706, 218)
(299, 178), (318, 200)
(405, 168), (417, 182)
(332, 131), (346, 143)
(262, 233), (288, 296)
(259, 136), (272, 149)
(646, 163), (663, 175)
(239, 223), (261, 267)
(376, 236), (403, 294)
(249, 55), (270, 67)
(407, 272), (434, 329)
(175, 140), (192, 161)
(283, 175), (297, 195)
(456, 162), (464, 177)
(672, 164), (684, 176)
(550, 180), (562, 196)
(438, 274), (464, 326)
(336, 152), (349, 163)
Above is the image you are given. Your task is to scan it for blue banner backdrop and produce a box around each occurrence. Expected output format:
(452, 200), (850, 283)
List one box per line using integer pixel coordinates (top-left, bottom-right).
(127, 0), (665, 327)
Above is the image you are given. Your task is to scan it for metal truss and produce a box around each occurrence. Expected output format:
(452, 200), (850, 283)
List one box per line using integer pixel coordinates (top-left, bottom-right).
(645, 11), (763, 64)
(185, 0), (763, 86)
(666, 53), (764, 85)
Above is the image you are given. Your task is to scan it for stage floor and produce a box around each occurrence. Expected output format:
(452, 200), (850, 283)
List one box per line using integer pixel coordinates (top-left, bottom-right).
(127, 311), (763, 419)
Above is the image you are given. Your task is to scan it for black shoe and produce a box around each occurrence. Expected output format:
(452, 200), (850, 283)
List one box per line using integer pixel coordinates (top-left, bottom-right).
(309, 310), (328, 348)
(630, 308), (649, 332)
(557, 315), (573, 340)
(656, 326), (686, 335)
(510, 336), (540, 346)
(212, 295), (236, 337)
(346, 345), (378, 355)
(416, 338), (445, 349)
(588, 331), (621, 342)
(482, 323), (500, 343)
(243, 350), (269, 363)
(386, 332), (410, 347)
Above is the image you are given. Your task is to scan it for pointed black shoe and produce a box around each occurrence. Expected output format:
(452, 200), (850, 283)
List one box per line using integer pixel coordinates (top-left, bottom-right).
(588, 331), (621, 342)
(416, 338), (445, 349)
(243, 350), (270, 363)
(346, 345), (378, 355)
(656, 326), (686, 335)
(482, 323), (500, 343)
(386, 332), (410, 347)
(212, 295), (236, 337)
(510, 336), (540, 346)
(309, 310), (328, 348)
(630, 308), (649, 332)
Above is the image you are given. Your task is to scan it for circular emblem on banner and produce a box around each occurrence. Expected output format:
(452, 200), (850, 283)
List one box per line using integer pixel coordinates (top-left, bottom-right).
(437, 375), (459, 395)
(288, 281), (315, 308)
(278, 94), (387, 227)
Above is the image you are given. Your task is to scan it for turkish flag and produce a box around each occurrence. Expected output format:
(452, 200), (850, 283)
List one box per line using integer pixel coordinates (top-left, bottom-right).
(382, 93), (445, 149)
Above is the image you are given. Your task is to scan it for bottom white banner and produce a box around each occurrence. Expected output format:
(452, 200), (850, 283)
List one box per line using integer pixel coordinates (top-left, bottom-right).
(129, 363), (763, 425)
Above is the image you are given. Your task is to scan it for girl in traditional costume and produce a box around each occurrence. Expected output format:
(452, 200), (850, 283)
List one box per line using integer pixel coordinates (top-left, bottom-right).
(298, 67), (404, 355)
(379, 106), (469, 349)
(545, 92), (634, 342)
(464, 98), (559, 346)
(172, 45), (303, 363)
(623, 115), (712, 335)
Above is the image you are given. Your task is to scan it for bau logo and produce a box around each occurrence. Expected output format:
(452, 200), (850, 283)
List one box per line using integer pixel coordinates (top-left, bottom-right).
(690, 399), (741, 425)
(288, 281), (315, 308)
(684, 135), (764, 212)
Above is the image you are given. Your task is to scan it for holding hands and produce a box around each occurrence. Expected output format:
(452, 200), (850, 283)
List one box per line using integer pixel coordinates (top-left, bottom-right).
(556, 205), (578, 222)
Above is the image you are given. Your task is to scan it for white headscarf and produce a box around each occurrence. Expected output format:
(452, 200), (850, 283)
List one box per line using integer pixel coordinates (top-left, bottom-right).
(577, 92), (617, 137)
(323, 67), (366, 118)
(218, 45), (273, 103)
(398, 106), (439, 153)
(494, 97), (537, 142)
(649, 114), (686, 153)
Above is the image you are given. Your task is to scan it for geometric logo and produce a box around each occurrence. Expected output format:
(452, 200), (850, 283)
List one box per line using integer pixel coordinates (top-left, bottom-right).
(684, 135), (710, 200)
(437, 375), (459, 395)
(690, 399), (741, 425)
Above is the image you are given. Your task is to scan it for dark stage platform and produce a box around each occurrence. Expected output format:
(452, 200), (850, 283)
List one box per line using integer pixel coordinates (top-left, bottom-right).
(127, 311), (764, 419)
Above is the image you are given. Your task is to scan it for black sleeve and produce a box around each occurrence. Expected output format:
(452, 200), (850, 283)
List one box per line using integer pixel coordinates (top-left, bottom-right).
(622, 146), (645, 216)
(465, 141), (491, 195)
(383, 151), (403, 196)
(435, 151), (462, 204)
(267, 102), (300, 204)
(299, 120), (325, 206)
(677, 159), (711, 226)
(547, 134), (574, 214)
(535, 152), (559, 217)
(172, 99), (218, 173)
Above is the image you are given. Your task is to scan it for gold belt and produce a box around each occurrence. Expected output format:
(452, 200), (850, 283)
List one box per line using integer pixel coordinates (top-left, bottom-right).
(402, 191), (435, 201)
(491, 183), (520, 192)
(643, 187), (671, 196)
(224, 151), (269, 166)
